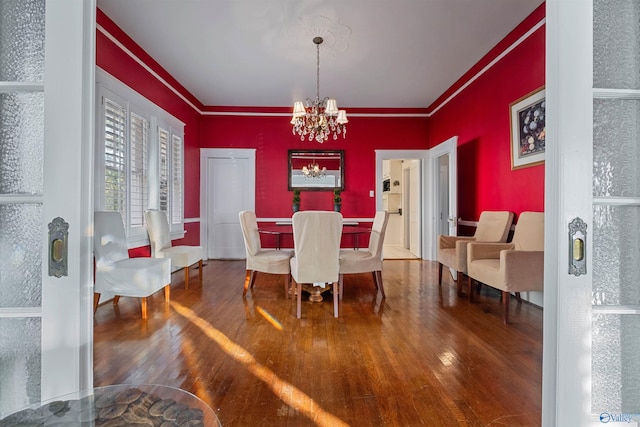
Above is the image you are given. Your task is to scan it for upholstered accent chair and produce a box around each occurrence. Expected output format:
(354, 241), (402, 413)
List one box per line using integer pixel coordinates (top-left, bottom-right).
(290, 211), (343, 318)
(339, 211), (389, 298)
(145, 210), (203, 289)
(466, 211), (544, 324)
(239, 211), (294, 298)
(437, 211), (514, 291)
(94, 211), (171, 319)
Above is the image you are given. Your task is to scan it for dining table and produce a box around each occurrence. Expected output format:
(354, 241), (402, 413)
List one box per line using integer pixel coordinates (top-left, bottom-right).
(258, 223), (371, 250)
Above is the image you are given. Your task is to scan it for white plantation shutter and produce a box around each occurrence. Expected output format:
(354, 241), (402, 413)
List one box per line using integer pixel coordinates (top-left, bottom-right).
(96, 72), (185, 245)
(129, 112), (149, 229)
(158, 127), (169, 214)
(103, 97), (127, 225)
(171, 134), (183, 225)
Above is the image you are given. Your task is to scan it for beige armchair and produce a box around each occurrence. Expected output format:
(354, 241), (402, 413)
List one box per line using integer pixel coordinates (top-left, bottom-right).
(437, 211), (514, 291)
(339, 211), (389, 298)
(290, 211), (343, 318)
(239, 211), (294, 298)
(466, 211), (544, 324)
(94, 211), (171, 319)
(145, 210), (203, 289)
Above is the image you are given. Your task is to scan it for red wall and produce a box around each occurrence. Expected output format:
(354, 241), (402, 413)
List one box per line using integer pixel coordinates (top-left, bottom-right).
(427, 4), (545, 223)
(96, 3), (545, 248)
(200, 115), (428, 219)
(97, 9), (202, 247)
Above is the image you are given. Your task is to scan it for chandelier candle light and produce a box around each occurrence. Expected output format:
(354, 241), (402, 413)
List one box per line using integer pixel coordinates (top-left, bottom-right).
(302, 162), (326, 179)
(291, 37), (348, 143)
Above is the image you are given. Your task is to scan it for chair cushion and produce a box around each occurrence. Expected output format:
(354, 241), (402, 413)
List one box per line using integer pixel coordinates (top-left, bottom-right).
(158, 245), (203, 269)
(247, 249), (293, 274)
(339, 249), (381, 274)
(95, 257), (171, 297)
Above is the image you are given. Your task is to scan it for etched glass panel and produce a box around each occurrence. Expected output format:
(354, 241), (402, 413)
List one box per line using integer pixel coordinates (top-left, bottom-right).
(0, 92), (44, 194)
(0, 317), (41, 418)
(593, 314), (640, 413)
(593, 99), (640, 198)
(594, 0), (640, 89)
(0, 204), (42, 308)
(0, 0), (46, 82)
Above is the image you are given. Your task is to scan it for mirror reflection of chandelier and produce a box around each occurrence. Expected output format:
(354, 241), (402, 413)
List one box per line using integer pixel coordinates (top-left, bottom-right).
(302, 162), (326, 179)
(291, 37), (348, 143)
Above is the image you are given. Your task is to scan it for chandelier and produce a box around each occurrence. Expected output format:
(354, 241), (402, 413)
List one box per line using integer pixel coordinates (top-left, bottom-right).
(291, 37), (348, 143)
(301, 162), (326, 179)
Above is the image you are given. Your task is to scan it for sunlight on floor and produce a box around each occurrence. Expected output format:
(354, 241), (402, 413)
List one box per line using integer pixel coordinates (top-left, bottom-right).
(171, 301), (349, 426)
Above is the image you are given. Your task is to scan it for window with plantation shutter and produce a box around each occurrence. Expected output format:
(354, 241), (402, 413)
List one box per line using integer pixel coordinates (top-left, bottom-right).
(103, 97), (127, 226)
(129, 112), (149, 229)
(171, 134), (183, 226)
(96, 71), (185, 246)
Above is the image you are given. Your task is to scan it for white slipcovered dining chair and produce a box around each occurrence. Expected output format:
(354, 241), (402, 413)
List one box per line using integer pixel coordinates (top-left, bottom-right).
(94, 211), (171, 319)
(290, 211), (343, 318)
(144, 210), (203, 289)
(239, 211), (294, 298)
(339, 211), (389, 298)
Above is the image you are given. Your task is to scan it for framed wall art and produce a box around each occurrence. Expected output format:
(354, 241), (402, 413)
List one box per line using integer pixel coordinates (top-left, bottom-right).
(510, 87), (545, 169)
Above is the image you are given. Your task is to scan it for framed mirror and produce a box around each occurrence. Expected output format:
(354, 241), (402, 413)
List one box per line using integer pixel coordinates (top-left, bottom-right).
(288, 149), (344, 191)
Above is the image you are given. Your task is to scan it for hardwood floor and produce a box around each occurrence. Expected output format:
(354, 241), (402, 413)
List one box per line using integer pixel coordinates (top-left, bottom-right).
(93, 259), (543, 426)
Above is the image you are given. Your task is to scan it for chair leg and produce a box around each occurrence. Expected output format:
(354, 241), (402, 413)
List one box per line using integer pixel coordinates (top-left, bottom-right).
(93, 293), (101, 314)
(438, 263), (443, 285)
(515, 292), (522, 304)
(339, 274), (344, 300)
(198, 259), (203, 282)
(163, 284), (171, 302)
(502, 291), (510, 324)
(467, 276), (473, 303)
(184, 266), (189, 289)
(284, 274), (291, 299)
(333, 281), (339, 318)
(297, 282), (302, 319)
(249, 270), (257, 289)
(374, 271), (385, 298)
(140, 297), (148, 319)
(371, 272), (378, 289)
(113, 295), (121, 306)
(243, 270), (252, 297)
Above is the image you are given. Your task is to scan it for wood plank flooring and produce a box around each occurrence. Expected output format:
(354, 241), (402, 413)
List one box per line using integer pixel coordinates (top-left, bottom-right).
(93, 259), (543, 426)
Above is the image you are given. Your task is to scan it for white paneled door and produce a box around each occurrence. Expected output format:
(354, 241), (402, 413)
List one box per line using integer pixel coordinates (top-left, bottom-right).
(545, 0), (640, 425)
(200, 149), (256, 260)
(0, 0), (95, 417)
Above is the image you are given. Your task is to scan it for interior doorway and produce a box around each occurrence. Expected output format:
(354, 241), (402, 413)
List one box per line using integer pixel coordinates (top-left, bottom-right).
(382, 159), (420, 259)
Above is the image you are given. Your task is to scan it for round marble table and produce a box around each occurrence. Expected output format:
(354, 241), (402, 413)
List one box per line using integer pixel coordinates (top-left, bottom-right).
(0, 383), (221, 426)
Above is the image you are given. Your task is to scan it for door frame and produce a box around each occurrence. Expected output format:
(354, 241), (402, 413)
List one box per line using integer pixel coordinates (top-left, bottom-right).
(199, 148), (256, 259)
(375, 150), (428, 258)
(429, 136), (458, 245)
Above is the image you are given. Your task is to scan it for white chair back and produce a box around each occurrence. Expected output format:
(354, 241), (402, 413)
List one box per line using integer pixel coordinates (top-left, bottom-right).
(239, 210), (262, 258)
(144, 210), (172, 256)
(94, 211), (129, 266)
(291, 211), (343, 284)
(368, 211), (390, 258)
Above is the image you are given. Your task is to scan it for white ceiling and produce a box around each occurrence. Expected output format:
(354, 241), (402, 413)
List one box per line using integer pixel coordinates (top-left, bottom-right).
(96, 0), (544, 110)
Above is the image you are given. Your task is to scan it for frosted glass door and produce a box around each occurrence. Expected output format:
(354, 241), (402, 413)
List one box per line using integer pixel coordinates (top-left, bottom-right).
(0, 0), (46, 416)
(0, 0), (95, 418)
(591, 0), (640, 416)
